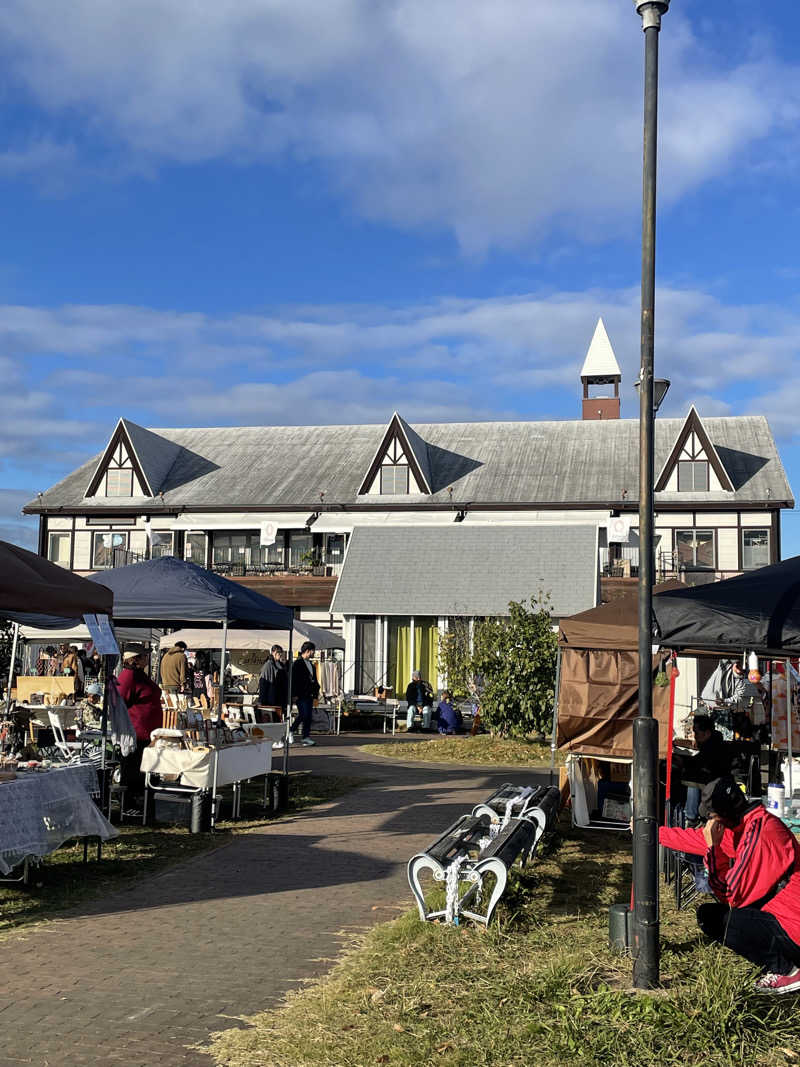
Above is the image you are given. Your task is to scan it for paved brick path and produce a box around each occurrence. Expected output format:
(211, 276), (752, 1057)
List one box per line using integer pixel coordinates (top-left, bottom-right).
(0, 735), (548, 1066)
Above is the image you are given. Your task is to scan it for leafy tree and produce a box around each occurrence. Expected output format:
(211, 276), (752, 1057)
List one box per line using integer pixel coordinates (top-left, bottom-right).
(436, 617), (472, 700)
(469, 597), (558, 738)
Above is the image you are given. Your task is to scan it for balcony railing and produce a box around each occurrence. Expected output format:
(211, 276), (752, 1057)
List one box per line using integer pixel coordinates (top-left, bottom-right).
(599, 548), (743, 585)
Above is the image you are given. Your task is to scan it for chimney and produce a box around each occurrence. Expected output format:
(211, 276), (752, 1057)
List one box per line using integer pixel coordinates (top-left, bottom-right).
(580, 317), (621, 420)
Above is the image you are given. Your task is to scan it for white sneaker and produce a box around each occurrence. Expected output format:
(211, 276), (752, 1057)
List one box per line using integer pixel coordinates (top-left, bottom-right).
(289, 732), (295, 745)
(301, 738), (316, 746)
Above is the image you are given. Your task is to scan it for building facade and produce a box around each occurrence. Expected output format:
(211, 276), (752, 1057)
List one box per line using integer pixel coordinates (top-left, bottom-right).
(26, 320), (793, 694)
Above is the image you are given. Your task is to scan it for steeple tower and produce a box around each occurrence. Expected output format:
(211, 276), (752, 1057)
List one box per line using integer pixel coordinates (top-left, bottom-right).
(580, 317), (621, 420)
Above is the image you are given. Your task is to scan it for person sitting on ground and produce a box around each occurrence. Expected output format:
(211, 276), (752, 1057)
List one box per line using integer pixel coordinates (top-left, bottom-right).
(436, 690), (462, 735)
(405, 670), (434, 731)
(659, 776), (800, 995)
(160, 640), (188, 694)
(675, 713), (731, 826)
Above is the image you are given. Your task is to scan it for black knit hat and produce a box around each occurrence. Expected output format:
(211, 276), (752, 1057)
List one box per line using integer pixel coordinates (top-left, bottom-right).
(698, 776), (750, 822)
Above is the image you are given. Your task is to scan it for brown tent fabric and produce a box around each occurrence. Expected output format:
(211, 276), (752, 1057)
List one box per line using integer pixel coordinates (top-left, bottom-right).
(0, 540), (112, 617)
(556, 648), (672, 758)
(556, 583), (681, 759)
(559, 580), (684, 650)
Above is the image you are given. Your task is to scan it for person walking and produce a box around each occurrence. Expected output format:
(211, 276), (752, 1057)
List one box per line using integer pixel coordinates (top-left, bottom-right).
(291, 642), (320, 746)
(117, 646), (163, 817)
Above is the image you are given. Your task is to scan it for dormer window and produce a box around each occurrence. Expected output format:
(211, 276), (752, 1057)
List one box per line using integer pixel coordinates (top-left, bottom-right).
(677, 460), (709, 492)
(380, 464), (409, 495)
(103, 441), (135, 496)
(105, 467), (134, 497)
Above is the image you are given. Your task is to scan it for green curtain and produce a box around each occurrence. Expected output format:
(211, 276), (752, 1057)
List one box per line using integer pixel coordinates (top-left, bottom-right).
(414, 617), (439, 692)
(388, 617), (411, 697)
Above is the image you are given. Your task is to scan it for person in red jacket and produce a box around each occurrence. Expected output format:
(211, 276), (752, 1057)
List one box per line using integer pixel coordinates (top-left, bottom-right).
(117, 646), (163, 814)
(660, 776), (800, 994)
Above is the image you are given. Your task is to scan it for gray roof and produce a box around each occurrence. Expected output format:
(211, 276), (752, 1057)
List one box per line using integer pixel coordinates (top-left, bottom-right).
(121, 418), (183, 497)
(28, 413), (793, 512)
(330, 525), (599, 617)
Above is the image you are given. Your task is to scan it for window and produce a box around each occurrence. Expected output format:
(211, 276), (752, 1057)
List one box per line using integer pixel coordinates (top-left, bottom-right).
(677, 460), (709, 492)
(380, 464), (409, 494)
(211, 532), (283, 571)
(323, 533), (345, 563)
(150, 531), (174, 559)
(742, 528), (770, 570)
(92, 531), (127, 569)
(185, 532), (207, 566)
(105, 468), (134, 497)
(675, 529), (714, 569)
(289, 531), (313, 569)
(48, 532), (71, 568)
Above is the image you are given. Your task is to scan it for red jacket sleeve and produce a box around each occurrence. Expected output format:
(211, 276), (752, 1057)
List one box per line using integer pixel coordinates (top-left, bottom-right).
(707, 814), (797, 909)
(659, 825), (708, 856)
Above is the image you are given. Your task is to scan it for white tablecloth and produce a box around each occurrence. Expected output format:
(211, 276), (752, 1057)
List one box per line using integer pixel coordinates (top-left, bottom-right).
(0, 764), (117, 875)
(140, 740), (272, 790)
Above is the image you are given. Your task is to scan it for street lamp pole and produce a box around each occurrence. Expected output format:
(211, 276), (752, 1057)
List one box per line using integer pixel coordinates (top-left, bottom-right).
(632, 0), (669, 990)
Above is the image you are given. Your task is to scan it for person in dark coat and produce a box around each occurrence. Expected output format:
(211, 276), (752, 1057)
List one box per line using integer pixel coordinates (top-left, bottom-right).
(291, 642), (320, 746)
(677, 714), (731, 824)
(436, 691), (462, 735)
(405, 671), (434, 730)
(258, 645), (288, 717)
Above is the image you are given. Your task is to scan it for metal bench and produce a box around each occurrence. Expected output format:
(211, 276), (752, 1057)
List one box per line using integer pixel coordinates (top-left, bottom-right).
(407, 784), (561, 926)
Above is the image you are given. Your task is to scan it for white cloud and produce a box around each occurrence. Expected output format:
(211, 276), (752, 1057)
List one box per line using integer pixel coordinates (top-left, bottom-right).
(0, 489), (38, 549)
(0, 1), (796, 250)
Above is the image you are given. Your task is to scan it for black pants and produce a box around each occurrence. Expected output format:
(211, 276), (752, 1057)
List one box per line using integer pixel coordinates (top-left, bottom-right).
(291, 698), (314, 739)
(697, 902), (800, 975)
(119, 738), (149, 805)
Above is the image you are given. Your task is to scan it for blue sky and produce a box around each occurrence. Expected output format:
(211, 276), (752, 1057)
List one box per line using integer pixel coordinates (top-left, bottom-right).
(3, 0), (800, 551)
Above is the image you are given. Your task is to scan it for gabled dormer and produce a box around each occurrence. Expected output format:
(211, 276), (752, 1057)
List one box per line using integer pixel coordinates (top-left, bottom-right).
(358, 412), (433, 496)
(85, 418), (182, 499)
(655, 406), (734, 493)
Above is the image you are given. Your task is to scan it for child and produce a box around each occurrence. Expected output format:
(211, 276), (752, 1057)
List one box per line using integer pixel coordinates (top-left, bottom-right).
(436, 690), (462, 735)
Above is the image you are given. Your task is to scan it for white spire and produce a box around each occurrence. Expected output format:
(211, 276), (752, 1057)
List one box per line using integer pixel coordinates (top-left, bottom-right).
(580, 317), (621, 379)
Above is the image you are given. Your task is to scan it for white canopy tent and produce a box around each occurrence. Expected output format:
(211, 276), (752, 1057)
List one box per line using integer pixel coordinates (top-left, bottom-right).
(159, 621), (344, 652)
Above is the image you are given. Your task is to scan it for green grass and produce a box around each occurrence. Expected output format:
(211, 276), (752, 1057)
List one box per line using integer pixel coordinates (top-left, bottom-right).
(208, 824), (800, 1067)
(361, 733), (563, 766)
(0, 772), (363, 938)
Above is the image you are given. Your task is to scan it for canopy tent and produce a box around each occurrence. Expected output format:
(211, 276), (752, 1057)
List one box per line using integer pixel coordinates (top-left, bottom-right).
(652, 558), (800, 801)
(85, 557), (292, 629)
(556, 584), (681, 759)
(0, 540), (112, 619)
(159, 621), (343, 652)
(652, 555), (800, 657)
(86, 558), (296, 771)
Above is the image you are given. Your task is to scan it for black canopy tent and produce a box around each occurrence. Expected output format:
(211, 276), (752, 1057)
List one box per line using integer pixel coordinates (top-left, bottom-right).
(652, 555), (800, 657)
(652, 556), (800, 804)
(1, 539), (113, 714)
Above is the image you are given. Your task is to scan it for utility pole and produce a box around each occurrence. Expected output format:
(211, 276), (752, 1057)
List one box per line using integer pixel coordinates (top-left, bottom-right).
(632, 0), (670, 990)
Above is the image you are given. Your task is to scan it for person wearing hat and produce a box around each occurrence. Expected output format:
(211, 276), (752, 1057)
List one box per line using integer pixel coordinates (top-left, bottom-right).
(117, 646), (163, 815)
(660, 776), (800, 994)
(160, 640), (189, 694)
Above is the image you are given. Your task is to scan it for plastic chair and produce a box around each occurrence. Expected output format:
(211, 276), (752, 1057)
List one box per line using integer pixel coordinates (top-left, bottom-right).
(47, 710), (83, 764)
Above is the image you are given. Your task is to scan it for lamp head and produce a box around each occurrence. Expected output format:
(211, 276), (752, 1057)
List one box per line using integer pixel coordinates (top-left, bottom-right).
(633, 377), (671, 413)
